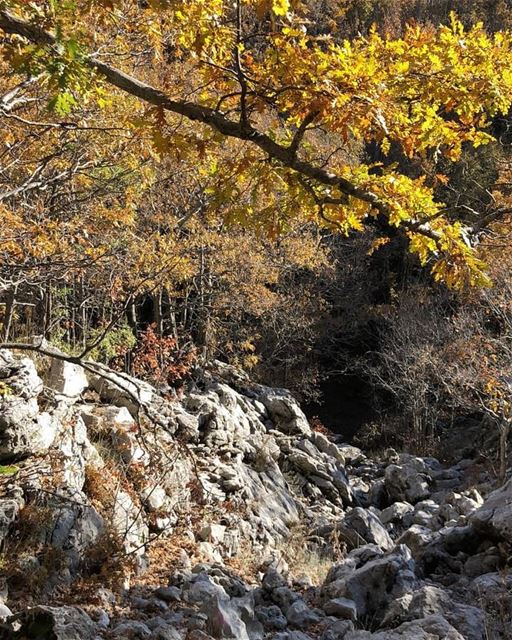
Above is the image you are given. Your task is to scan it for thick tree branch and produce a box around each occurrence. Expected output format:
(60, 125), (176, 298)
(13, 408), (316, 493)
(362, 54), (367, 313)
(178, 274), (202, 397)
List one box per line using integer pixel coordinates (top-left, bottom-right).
(0, 9), (442, 243)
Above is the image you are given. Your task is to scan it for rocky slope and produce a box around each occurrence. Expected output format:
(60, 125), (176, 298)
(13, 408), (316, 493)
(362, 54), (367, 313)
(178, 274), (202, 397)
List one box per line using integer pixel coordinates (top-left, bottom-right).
(0, 348), (510, 639)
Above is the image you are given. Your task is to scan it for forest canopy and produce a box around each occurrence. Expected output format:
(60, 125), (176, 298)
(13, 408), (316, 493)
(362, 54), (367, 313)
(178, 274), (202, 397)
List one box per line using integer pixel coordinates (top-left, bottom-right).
(2, 1), (512, 423)
(2, 1), (512, 289)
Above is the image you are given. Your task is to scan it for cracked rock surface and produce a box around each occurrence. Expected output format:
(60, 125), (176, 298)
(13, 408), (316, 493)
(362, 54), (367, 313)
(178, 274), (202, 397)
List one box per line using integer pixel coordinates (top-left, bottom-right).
(0, 352), (510, 639)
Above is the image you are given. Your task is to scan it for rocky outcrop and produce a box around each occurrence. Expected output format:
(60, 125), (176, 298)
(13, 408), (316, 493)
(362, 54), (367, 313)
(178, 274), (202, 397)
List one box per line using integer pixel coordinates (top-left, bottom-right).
(470, 477), (512, 540)
(0, 349), (510, 639)
(0, 351), (56, 460)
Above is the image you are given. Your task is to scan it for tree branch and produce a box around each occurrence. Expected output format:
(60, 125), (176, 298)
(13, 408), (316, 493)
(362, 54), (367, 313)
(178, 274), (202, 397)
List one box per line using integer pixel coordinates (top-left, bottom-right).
(0, 9), (442, 243)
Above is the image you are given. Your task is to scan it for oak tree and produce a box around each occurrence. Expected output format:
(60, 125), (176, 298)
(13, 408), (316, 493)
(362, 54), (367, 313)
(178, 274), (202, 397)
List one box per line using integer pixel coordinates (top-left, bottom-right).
(3, 1), (512, 291)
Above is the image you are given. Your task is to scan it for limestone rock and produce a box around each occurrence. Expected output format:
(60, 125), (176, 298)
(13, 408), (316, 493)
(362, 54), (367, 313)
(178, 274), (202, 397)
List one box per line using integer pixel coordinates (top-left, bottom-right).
(470, 478), (512, 540)
(344, 615), (465, 639)
(324, 545), (418, 621)
(2, 605), (97, 640)
(340, 507), (393, 551)
(0, 352), (55, 460)
(48, 359), (88, 398)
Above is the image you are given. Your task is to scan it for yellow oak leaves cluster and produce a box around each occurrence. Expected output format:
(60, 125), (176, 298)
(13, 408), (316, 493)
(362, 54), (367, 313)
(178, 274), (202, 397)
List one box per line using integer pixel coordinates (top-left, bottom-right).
(2, 0), (512, 290)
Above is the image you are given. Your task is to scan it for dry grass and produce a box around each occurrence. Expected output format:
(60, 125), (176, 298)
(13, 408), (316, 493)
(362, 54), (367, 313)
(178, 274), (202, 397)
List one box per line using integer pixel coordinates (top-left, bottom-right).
(276, 522), (345, 586)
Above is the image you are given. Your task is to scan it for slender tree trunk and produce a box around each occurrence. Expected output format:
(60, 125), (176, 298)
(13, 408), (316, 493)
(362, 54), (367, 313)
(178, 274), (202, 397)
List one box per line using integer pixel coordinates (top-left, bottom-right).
(43, 282), (52, 338)
(499, 418), (510, 485)
(126, 300), (137, 330)
(80, 275), (87, 349)
(2, 284), (17, 341)
(153, 289), (163, 336)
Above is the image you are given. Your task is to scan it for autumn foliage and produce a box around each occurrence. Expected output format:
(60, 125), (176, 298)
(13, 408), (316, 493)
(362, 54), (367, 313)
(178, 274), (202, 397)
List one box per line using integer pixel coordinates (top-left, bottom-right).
(131, 326), (197, 389)
(2, 0), (512, 423)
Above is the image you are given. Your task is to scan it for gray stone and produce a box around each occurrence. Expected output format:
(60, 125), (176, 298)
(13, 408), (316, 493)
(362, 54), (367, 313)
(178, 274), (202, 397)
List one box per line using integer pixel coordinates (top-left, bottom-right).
(382, 585), (485, 640)
(470, 478), (512, 540)
(380, 502), (414, 525)
(255, 605), (287, 630)
(340, 508), (393, 551)
(323, 598), (357, 621)
(7, 605), (97, 640)
(285, 599), (323, 627)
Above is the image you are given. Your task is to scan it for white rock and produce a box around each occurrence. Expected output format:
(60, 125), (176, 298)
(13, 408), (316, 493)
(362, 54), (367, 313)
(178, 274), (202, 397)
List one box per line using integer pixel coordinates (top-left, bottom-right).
(380, 502), (414, 525)
(141, 485), (167, 511)
(48, 359), (88, 398)
(199, 523), (227, 544)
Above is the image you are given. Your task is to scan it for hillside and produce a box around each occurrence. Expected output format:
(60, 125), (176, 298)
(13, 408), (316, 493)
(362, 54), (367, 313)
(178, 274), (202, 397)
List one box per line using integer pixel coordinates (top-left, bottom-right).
(0, 348), (510, 639)
(2, 2), (512, 638)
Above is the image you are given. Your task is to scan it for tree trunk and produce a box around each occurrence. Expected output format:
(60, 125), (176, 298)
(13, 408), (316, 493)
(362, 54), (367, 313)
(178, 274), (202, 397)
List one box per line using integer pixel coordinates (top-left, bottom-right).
(498, 418), (510, 485)
(2, 284), (17, 341)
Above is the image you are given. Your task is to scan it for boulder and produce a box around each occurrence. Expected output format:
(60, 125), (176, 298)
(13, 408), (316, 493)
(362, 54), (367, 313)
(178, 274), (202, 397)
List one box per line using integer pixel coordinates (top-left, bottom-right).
(47, 359), (88, 398)
(2, 605), (97, 640)
(384, 464), (430, 505)
(344, 615), (465, 639)
(382, 585), (485, 640)
(323, 545), (418, 621)
(0, 352), (56, 460)
(470, 478), (512, 540)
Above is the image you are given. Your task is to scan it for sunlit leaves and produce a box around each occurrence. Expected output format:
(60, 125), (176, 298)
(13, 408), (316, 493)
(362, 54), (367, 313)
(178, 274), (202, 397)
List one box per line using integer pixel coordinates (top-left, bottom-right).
(3, 2), (512, 288)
